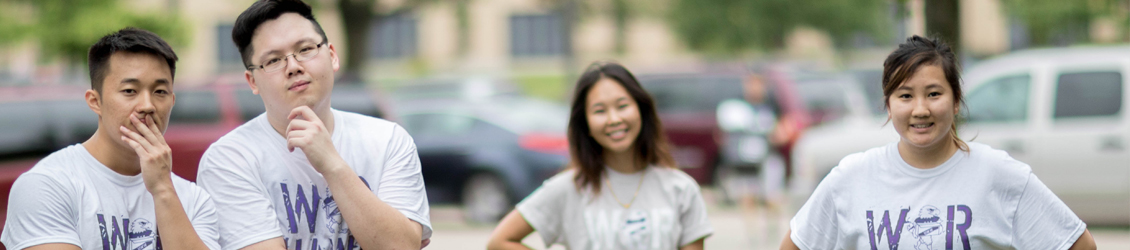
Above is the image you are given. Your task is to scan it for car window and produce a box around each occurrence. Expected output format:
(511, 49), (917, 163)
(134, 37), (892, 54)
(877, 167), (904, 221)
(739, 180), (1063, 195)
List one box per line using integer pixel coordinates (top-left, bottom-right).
(796, 80), (848, 124)
(235, 89), (265, 121)
(401, 113), (474, 137)
(170, 90), (222, 124)
(966, 74), (1031, 123)
(1054, 71), (1123, 119)
(852, 70), (886, 115)
(642, 76), (744, 113)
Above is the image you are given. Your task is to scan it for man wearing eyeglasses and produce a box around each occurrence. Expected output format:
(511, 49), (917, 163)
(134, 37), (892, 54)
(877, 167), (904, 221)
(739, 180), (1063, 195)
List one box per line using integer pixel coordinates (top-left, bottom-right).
(195, 1), (431, 250)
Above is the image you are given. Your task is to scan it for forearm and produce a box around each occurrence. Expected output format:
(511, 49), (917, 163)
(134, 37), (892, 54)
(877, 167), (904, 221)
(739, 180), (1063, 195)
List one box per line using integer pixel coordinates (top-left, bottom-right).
(323, 161), (421, 250)
(486, 241), (533, 250)
(151, 189), (209, 250)
(1068, 229), (1096, 250)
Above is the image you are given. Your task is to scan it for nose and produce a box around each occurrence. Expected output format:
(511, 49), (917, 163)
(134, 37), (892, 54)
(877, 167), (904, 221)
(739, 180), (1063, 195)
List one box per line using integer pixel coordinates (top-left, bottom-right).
(136, 92), (157, 116)
(284, 54), (305, 77)
(911, 97), (930, 118)
(607, 108), (624, 126)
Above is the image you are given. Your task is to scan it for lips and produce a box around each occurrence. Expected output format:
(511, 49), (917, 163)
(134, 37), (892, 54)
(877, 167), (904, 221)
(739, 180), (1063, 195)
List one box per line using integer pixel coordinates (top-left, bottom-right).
(910, 122), (934, 132)
(606, 128), (629, 141)
(289, 80), (311, 91)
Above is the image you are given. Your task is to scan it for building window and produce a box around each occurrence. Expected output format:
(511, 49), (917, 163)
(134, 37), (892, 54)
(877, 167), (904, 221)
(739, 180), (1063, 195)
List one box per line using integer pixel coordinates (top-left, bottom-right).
(216, 25), (243, 70)
(370, 14), (418, 59)
(510, 13), (564, 57)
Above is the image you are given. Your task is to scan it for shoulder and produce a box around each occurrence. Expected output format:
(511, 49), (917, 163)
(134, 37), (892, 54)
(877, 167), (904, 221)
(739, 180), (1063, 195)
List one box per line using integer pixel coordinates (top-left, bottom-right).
(207, 117), (266, 154)
(337, 109), (401, 134)
(650, 166), (702, 192)
(20, 146), (85, 187)
(962, 142), (1032, 186)
(822, 144), (890, 184)
(539, 169), (580, 192)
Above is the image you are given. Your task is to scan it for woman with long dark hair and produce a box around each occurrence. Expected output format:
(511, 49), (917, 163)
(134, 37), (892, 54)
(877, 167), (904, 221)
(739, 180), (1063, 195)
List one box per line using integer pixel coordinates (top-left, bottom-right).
(780, 36), (1095, 250)
(487, 62), (713, 250)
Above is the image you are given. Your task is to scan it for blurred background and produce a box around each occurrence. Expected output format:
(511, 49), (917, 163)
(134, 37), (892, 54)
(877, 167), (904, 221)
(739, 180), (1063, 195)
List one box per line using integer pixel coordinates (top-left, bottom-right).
(1, 0), (1129, 249)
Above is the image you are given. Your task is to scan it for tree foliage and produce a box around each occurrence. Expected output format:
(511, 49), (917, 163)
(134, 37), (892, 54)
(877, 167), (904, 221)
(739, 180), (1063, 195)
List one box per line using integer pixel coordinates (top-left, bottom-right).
(1003, 0), (1128, 46)
(0, 0), (188, 64)
(666, 0), (893, 55)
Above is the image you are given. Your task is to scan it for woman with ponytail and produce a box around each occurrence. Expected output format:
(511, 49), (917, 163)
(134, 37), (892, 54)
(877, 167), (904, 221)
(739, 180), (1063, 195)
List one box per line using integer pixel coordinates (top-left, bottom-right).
(780, 36), (1095, 250)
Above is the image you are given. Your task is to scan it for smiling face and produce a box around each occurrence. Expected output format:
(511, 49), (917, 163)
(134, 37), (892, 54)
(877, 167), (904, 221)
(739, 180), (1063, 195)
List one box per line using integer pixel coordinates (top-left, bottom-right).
(88, 51), (175, 150)
(245, 12), (339, 119)
(585, 77), (643, 155)
(888, 64), (958, 149)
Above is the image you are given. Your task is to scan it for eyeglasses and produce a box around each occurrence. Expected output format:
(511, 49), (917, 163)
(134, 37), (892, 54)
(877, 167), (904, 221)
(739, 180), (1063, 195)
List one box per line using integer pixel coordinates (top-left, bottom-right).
(246, 42), (327, 73)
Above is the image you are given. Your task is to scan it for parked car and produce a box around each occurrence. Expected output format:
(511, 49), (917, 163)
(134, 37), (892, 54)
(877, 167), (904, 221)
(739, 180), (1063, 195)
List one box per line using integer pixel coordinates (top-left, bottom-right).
(395, 97), (569, 224)
(791, 46), (1130, 225)
(637, 68), (811, 186)
(0, 85), (98, 158)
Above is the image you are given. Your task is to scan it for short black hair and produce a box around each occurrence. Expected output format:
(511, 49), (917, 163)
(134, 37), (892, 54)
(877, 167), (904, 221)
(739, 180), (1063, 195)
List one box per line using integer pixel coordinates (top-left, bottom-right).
(232, 0), (328, 68)
(87, 27), (178, 93)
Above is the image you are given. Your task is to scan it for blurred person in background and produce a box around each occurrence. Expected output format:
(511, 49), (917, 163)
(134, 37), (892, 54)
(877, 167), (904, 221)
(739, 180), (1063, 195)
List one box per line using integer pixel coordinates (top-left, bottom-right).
(715, 72), (790, 245)
(780, 35), (1095, 250)
(487, 62), (713, 250)
(0, 28), (219, 250)
(195, 0), (430, 249)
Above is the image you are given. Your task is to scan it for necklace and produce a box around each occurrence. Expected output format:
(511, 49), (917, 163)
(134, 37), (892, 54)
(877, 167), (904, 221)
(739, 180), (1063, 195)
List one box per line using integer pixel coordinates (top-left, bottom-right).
(605, 169), (646, 209)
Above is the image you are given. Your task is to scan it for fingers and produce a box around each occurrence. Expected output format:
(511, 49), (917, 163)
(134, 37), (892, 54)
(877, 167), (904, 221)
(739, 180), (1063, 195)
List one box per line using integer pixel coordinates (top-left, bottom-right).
(120, 125), (155, 153)
(120, 135), (147, 155)
(145, 113), (166, 145)
(129, 114), (158, 142)
(288, 106), (323, 125)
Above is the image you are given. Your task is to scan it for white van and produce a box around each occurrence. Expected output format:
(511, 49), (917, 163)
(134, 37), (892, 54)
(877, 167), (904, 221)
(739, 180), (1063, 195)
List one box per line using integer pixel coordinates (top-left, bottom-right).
(790, 46), (1130, 225)
(961, 46), (1130, 225)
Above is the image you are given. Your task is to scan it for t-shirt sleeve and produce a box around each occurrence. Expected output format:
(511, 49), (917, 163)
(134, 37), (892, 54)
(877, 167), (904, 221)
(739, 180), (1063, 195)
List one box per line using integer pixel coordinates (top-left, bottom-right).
(1012, 173), (1086, 250)
(789, 166), (843, 250)
(515, 173), (571, 248)
(378, 125), (432, 240)
(0, 173), (81, 249)
(677, 181), (713, 247)
(188, 187), (221, 250)
(196, 145), (282, 250)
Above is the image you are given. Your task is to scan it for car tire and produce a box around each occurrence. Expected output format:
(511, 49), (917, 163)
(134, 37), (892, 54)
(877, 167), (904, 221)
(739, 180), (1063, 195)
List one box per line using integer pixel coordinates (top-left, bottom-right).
(462, 172), (512, 224)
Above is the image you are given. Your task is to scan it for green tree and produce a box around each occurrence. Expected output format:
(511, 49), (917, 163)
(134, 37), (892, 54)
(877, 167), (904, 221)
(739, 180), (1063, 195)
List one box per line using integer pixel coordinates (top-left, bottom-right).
(336, 0), (436, 83)
(0, 0), (188, 64)
(1003, 0), (1128, 46)
(666, 0), (893, 55)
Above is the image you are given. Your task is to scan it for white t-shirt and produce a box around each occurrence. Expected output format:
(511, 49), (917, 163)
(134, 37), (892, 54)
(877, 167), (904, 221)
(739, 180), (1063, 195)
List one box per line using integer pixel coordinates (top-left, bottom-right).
(1, 145), (220, 250)
(517, 166), (713, 250)
(790, 142), (1086, 250)
(197, 110), (432, 250)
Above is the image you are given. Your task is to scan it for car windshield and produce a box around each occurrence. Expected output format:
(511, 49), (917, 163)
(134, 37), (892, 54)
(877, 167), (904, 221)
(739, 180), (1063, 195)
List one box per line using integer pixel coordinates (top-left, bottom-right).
(641, 75), (744, 113)
(480, 98), (569, 134)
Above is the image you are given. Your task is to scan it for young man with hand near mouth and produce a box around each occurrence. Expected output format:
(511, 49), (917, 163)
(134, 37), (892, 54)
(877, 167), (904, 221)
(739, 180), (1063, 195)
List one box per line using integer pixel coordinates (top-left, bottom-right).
(1, 27), (219, 250)
(195, 1), (431, 249)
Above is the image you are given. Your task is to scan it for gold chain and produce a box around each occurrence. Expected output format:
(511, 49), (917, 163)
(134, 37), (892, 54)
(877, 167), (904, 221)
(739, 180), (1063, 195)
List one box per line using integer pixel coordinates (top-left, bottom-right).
(605, 170), (646, 209)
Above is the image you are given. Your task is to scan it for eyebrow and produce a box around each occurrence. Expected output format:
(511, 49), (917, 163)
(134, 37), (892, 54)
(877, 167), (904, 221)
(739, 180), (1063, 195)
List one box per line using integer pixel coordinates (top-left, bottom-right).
(120, 78), (171, 86)
(896, 83), (944, 91)
(258, 38), (319, 60)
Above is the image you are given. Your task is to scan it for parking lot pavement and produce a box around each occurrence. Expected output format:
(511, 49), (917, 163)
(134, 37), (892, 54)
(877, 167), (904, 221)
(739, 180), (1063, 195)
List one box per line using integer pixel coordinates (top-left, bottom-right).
(427, 188), (1130, 249)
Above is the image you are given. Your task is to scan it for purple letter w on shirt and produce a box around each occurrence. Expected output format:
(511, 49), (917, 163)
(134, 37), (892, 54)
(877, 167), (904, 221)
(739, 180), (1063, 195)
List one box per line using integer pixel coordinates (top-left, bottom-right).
(96, 214), (129, 250)
(281, 183), (322, 234)
(867, 209), (909, 250)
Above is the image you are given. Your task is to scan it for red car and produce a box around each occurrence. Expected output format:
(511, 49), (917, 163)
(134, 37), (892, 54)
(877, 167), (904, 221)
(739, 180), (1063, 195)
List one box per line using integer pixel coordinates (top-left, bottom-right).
(636, 68), (811, 186)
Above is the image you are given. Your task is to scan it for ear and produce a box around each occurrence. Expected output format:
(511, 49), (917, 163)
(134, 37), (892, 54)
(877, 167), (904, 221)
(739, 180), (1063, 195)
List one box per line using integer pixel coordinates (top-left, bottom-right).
(328, 43), (340, 72)
(245, 70), (259, 95)
(85, 89), (103, 118)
